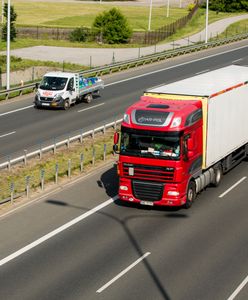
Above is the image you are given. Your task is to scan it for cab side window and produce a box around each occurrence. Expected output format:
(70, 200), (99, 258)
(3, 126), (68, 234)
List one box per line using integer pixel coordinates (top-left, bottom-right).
(67, 78), (74, 91)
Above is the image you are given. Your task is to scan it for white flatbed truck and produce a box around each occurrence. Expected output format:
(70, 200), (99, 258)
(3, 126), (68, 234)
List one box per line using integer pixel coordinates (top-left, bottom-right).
(34, 72), (104, 110)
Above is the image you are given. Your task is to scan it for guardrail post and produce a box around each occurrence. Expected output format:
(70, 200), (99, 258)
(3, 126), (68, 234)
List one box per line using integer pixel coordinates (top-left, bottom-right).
(39, 143), (43, 159)
(92, 148), (95, 166)
(103, 144), (106, 161)
(26, 176), (30, 198)
(24, 149), (27, 165)
(92, 129), (95, 140)
(114, 121), (117, 131)
(80, 153), (84, 172)
(7, 155), (11, 171)
(67, 134), (70, 149)
(40, 169), (45, 191)
(55, 163), (59, 184)
(10, 182), (14, 205)
(80, 130), (83, 144)
(53, 137), (56, 154)
(103, 125), (106, 135)
(68, 159), (71, 178)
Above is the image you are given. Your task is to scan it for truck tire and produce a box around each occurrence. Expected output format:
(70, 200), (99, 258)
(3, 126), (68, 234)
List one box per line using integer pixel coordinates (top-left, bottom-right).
(63, 100), (70, 110)
(212, 164), (222, 187)
(85, 93), (93, 103)
(184, 181), (196, 209)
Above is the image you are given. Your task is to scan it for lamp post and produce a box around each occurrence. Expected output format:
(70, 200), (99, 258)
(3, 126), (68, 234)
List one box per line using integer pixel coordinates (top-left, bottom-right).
(205, 0), (209, 43)
(148, 0), (153, 31)
(6, 0), (10, 89)
(166, 0), (170, 18)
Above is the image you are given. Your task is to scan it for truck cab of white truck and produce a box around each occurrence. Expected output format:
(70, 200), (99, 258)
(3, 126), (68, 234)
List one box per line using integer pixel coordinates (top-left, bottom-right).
(34, 72), (104, 110)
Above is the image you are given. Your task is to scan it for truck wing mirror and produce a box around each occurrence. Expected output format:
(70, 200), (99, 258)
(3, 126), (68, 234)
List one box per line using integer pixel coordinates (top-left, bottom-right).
(114, 132), (119, 145)
(35, 82), (39, 89)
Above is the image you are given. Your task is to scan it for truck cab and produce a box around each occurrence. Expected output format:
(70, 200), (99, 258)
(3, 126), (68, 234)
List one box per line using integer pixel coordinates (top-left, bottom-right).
(115, 96), (203, 208)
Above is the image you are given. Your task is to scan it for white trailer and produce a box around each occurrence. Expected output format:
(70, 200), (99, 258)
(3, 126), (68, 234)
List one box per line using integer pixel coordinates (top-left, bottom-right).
(34, 72), (104, 110)
(146, 65), (248, 169)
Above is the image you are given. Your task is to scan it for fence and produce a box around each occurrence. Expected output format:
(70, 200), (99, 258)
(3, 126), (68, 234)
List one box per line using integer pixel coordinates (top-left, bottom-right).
(132, 3), (199, 45)
(0, 119), (122, 205)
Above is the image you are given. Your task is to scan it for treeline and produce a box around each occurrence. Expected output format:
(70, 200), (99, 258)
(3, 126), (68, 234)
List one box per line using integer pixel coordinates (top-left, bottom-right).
(203, 0), (248, 12)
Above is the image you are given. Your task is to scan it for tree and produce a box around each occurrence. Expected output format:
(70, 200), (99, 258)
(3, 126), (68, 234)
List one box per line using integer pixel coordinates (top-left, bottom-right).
(1, 3), (17, 41)
(93, 8), (132, 44)
(207, 0), (248, 12)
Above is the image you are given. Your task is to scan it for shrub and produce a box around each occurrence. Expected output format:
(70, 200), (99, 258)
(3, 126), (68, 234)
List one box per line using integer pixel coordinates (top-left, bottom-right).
(69, 27), (90, 42)
(93, 8), (132, 44)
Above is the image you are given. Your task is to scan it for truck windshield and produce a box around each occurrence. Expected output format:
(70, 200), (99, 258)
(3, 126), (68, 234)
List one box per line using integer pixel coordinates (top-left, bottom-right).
(120, 127), (181, 160)
(39, 76), (68, 91)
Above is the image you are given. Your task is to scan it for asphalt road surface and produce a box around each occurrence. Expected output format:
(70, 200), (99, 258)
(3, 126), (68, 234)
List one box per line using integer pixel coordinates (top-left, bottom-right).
(0, 41), (248, 299)
(0, 39), (248, 163)
(0, 158), (247, 299)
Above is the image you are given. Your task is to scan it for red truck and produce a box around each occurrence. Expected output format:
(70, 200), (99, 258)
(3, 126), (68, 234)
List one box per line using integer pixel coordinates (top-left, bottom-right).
(113, 65), (248, 208)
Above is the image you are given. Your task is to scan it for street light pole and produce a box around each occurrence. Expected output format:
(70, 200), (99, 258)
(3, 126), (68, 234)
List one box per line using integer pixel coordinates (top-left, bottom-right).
(205, 0), (209, 43)
(6, 0), (10, 89)
(148, 0), (153, 31)
(166, 0), (170, 18)
(1, 0), (4, 24)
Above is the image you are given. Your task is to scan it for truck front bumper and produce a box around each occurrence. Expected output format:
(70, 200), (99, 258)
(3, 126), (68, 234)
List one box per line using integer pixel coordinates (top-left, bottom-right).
(119, 178), (187, 207)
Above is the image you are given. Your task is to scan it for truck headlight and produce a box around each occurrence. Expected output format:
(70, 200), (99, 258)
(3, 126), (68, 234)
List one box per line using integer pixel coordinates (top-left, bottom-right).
(54, 94), (63, 102)
(167, 191), (179, 196)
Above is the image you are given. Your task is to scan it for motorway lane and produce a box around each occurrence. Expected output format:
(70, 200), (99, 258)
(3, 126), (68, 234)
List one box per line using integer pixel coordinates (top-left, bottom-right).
(0, 160), (247, 299)
(0, 41), (248, 160)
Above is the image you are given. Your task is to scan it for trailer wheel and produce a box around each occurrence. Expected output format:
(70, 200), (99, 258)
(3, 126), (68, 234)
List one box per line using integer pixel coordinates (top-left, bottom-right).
(63, 100), (70, 110)
(184, 181), (196, 209)
(212, 164), (222, 187)
(85, 93), (93, 103)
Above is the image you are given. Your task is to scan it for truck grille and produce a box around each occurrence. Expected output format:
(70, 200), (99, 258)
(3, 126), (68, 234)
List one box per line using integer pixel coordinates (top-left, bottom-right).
(132, 180), (164, 201)
(40, 97), (53, 102)
(123, 163), (174, 182)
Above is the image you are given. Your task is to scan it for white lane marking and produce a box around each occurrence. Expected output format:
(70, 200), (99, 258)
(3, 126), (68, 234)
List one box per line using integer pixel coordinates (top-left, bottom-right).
(195, 69), (210, 75)
(232, 58), (243, 63)
(96, 252), (151, 293)
(77, 102), (105, 113)
(227, 274), (248, 300)
(219, 177), (247, 198)
(105, 44), (248, 88)
(0, 131), (16, 138)
(0, 196), (118, 267)
(0, 105), (33, 117)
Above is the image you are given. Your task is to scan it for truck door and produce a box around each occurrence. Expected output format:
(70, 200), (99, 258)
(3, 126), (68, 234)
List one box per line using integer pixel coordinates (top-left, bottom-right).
(67, 77), (77, 104)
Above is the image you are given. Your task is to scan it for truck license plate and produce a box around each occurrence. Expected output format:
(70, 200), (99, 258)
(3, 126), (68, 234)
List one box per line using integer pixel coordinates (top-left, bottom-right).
(140, 201), (154, 206)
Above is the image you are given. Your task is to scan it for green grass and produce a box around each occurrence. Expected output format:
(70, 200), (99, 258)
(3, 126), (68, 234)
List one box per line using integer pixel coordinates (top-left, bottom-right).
(12, 0), (188, 31)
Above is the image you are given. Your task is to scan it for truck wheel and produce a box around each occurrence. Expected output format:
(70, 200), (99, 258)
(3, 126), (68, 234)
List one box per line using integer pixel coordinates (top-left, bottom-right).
(184, 181), (196, 209)
(212, 164), (222, 187)
(85, 93), (93, 103)
(63, 100), (70, 110)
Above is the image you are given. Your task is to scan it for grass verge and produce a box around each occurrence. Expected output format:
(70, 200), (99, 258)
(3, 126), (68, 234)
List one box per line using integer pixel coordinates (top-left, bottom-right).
(0, 126), (119, 205)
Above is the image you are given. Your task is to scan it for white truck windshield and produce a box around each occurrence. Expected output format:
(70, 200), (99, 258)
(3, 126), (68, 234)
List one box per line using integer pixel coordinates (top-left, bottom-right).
(120, 128), (180, 160)
(39, 76), (68, 91)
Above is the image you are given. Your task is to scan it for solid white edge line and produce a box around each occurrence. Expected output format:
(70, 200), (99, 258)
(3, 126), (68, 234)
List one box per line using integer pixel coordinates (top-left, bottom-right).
(227, 275), (248, 300)
(105, 44), (248, 88)
(219, 177), (247, 198)
(77, 102), (105, 113)
(232, 58), (243, 63)
(195, 69), (210, 75)
(0, 131), (16, 138)
(0, 105), (34, 117)
(0, 196), (118, 267)
(96, 252), (151, 293)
